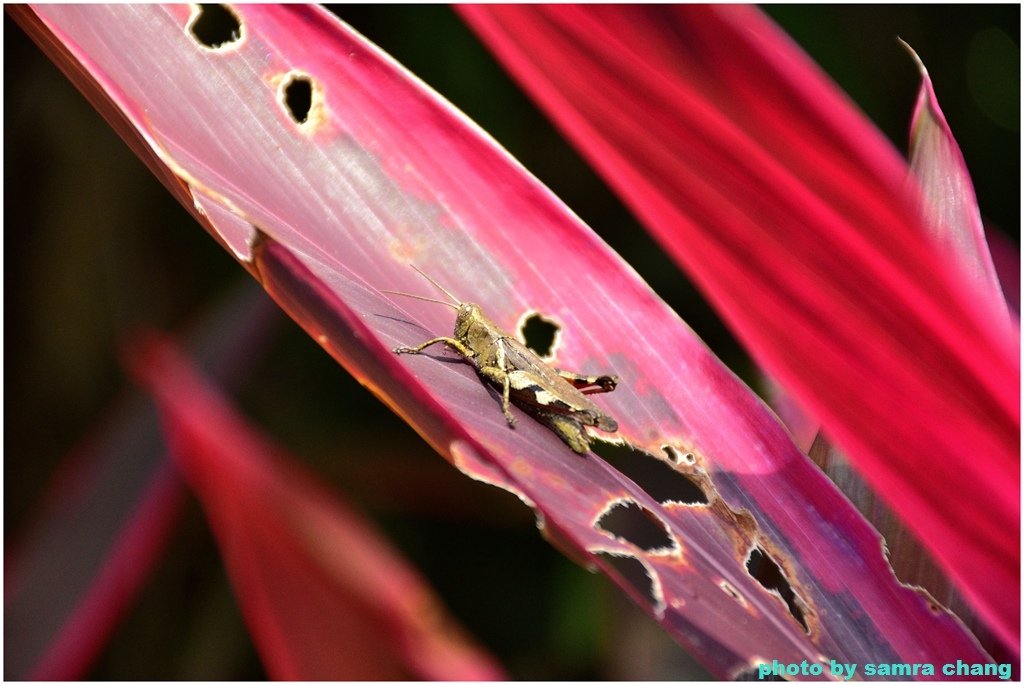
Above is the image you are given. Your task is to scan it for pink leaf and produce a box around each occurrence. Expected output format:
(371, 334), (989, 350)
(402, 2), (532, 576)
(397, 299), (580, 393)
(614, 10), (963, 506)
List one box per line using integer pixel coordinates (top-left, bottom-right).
(459, 5), (1019, 651)
(127, 334), (504, 681)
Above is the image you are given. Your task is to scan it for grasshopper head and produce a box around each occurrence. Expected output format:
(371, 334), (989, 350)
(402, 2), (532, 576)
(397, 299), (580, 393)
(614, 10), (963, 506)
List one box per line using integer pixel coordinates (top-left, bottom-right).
(454, 302), (504, 354)
(454, 302), (484, 339)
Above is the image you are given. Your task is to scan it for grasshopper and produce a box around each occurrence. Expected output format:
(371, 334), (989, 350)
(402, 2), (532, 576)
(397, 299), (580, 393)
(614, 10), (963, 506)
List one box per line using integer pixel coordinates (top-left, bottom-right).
(385, 267), (619, 454)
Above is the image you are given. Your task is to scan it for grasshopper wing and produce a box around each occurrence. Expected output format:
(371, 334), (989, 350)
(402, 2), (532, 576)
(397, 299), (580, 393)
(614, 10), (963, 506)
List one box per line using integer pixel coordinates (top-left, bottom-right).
(499, 337), (618, 432)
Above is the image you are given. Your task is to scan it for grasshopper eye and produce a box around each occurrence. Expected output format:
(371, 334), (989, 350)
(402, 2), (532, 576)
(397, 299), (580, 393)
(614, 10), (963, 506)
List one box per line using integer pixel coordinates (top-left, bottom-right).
(519, 312), (559, 358)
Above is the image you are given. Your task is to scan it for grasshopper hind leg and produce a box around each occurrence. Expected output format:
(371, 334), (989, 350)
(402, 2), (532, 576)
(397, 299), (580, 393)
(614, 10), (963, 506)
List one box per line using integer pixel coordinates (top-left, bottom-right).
(538, 413), (591, 454)
(555, 370), (619, 394)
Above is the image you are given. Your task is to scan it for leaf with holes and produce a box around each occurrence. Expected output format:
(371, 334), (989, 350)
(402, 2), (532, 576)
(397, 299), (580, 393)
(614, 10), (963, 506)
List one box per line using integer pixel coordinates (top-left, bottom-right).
(460, 2), (1018, 661)
(15, 3), (1001, 679)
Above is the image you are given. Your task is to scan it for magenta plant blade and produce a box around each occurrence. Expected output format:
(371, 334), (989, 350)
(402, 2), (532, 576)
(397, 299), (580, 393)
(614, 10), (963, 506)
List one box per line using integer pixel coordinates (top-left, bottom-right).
(904, 40), (1012, 323)
(22, 4), (998, 677)
(459, 4), (1019, 654)
(129, 335), (504, 680)
(4, 281), (276, 680)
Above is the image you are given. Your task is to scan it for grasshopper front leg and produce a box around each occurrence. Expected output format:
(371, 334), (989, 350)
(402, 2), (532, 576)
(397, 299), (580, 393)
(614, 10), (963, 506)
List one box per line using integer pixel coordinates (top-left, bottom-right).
(395, 335), (518, 427)
(393, 336), (474, 359)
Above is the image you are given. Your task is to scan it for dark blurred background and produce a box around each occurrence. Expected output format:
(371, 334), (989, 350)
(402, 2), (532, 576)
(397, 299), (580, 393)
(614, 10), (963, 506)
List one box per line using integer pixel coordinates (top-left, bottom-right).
(5, 5), (1018, 679)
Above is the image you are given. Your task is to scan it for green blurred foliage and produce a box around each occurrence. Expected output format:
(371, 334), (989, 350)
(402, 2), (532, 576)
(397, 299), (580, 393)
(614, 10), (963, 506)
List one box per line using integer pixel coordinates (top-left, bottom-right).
(4, 5), (1017, 679)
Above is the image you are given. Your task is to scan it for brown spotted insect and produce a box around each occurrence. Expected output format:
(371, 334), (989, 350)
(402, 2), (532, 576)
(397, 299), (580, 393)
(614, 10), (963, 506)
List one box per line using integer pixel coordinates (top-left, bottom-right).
(385, 267), (619, 453)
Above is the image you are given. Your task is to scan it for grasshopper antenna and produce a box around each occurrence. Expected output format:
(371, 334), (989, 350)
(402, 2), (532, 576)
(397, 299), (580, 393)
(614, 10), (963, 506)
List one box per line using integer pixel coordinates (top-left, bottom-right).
(380, 290), (459, 310)
(409, 264), (461, 305)
(382, 264), (463, 309)
(385, 264), (464, 309)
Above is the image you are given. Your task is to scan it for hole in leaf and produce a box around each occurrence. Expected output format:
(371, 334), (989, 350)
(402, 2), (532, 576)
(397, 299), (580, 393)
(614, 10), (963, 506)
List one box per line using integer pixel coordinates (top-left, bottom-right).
(719, 579), (746, 606)
(283, 75), (313, 125)
(592, 442), (708, 505)
(519, 312), (558, 357)
(662, 444), (696, 466)
(595, 500), (674, 552)
(189, 4), (241, 49)
(594, 552), (658, 609)
(746, 547), (808, 633)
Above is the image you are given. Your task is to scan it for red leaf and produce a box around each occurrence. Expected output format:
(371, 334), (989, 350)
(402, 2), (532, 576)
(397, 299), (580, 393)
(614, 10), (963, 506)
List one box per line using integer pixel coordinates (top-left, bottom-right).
(6, 458), (182, 680)
(4, 281), (275, 680)
(904, 39), (1012, 322)
(459, 4), (1019, 650)
(128, 335), (504, 681)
